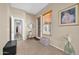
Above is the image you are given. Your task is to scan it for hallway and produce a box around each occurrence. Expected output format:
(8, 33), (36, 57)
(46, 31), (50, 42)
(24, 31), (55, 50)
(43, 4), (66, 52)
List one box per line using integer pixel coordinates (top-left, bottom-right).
(0, 3), (78, 55)
(17, 39), (65, 55)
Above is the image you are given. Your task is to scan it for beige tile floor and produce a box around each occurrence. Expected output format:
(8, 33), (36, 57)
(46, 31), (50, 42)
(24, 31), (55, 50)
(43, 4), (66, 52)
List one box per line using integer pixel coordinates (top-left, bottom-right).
(16, 39), (65, 55)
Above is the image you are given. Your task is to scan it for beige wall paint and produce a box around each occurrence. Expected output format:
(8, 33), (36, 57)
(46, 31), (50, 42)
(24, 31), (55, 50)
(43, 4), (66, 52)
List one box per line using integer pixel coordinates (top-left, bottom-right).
(36, 3), (79, 54)
(0, 4), (10, 54)
(25, 13), (36, 39)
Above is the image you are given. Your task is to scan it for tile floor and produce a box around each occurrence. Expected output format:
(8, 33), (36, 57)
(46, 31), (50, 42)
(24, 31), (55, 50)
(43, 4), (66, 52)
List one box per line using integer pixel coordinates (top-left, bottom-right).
(17, 39), (65, 55)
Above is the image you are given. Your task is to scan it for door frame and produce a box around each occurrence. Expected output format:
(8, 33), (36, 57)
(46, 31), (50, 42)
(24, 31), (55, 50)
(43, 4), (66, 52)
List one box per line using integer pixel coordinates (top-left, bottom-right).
(10, 16), (24, 41)
(36, 16), (42, 39)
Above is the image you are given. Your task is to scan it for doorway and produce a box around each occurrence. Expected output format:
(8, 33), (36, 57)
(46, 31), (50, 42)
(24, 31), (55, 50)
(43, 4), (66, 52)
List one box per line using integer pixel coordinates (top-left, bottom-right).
(10, 16), (23, 41)
(37, 17), (41, 37)
(14, 20), (23, 40)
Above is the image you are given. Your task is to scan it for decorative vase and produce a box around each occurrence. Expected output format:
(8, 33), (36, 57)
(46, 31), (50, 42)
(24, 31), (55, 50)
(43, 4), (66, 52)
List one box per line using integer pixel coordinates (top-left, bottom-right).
(64, 35), (75, 55)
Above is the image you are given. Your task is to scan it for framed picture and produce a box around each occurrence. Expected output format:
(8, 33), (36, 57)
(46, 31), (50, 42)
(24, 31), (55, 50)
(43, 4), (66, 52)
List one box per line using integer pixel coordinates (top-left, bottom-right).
(59, 4), (79, 25)
(42, 10), (52, 35)
(43, 24), (51, 35)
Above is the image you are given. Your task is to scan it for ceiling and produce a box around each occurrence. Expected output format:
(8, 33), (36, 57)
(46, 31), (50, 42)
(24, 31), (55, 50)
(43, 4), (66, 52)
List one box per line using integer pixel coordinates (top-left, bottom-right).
(11, 3), (48, 15)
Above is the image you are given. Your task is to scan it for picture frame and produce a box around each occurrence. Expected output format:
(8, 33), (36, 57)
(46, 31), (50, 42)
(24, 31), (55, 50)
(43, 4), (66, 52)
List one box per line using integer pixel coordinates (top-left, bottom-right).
(59, 4), (79, 25)
(42, 23), (51, 35)
(42, 10), (52, 35)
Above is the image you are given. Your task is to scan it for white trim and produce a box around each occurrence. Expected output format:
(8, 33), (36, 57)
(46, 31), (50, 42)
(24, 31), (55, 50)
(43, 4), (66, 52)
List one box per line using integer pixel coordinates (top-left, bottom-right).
(40, 15), (43, 37)
(36, 37), (40, 39)
(11, 16), (24, 41)
(50, 43), (64, 52)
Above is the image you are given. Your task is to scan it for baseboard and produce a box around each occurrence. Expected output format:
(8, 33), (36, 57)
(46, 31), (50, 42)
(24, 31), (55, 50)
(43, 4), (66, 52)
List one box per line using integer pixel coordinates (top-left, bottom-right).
(50, 43), (65, 53)
(36, 36), (41, 39)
